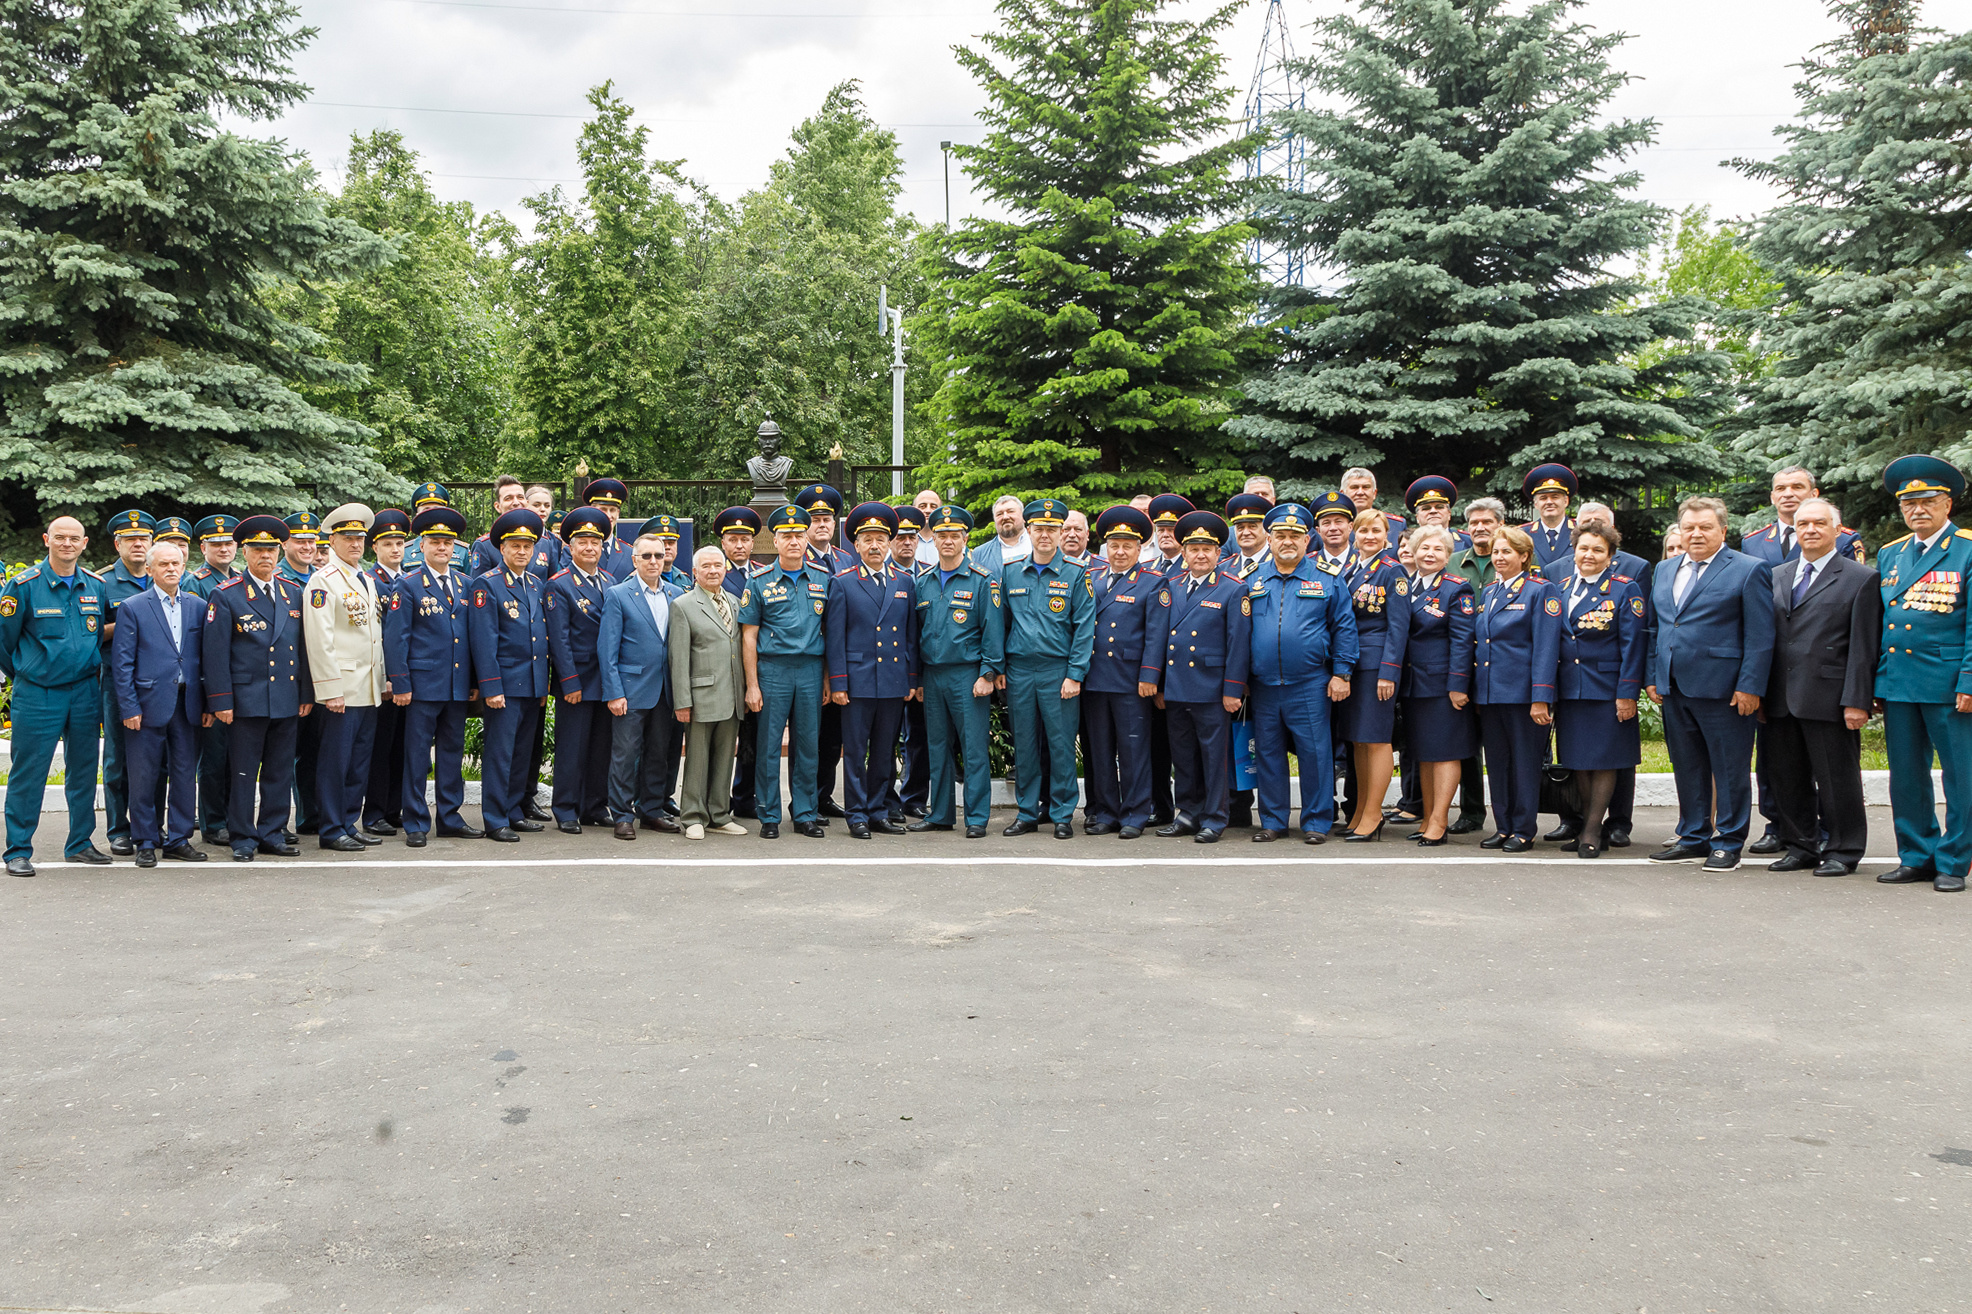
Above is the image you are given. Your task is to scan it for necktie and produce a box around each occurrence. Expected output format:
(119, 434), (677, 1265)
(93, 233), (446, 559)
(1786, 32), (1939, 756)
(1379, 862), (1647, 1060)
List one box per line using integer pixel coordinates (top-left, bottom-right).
(1792, 560), (1814, 605)
(1675, 559), (1706, 607)
(713, 589), (733, 633)
(1781, 525), (1795, 556)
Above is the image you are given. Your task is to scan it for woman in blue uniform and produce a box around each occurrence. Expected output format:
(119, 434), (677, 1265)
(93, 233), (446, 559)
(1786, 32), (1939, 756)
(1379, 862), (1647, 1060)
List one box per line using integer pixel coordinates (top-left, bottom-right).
(1551, 523), (1646, 859)
(1338, 509), (1410, 840)
(1397, 526), (1476, 845)
(1471, 527), (1562, 852)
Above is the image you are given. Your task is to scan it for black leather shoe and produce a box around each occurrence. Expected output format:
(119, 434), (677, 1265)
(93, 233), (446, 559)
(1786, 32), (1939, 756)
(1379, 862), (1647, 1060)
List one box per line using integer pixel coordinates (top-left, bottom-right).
(405, 833), (428, 848)
(1415, 833), (1448, 847)
(1877, 864), (1936, 884)
(109, 837), (135, 856)
(1405, 830), (1426, 841)
(885, 812), (906, 827)
(231, 850), (255, 862)
(204, 829), (232, 846)
(1304, 829), (1327, 845)
(1748, 833), (1784, 856)
(558, 821), (582, 835)
(1252, 828), (1285, 842)
(1343, 820), (1386, 843)
(487, 827), (520, 843)
(1937, 872), (1967, 893)
(320, 835), (366, 852)
(795, 821), (826, 838)
(1542, 823), (1581, 843)
(1156, 820), (1198, 838)
(1479, 833), (1508, 850)
(68, 845), (112, 865)
(965, 825), (987, 839)
(870, 818), (907, 835)
(1150, 814), (1174, 828)
(1194, 829), (1221, 844)
(907, 818), (953, 832)
(1768, 853), (1816, 872)
(1502, 836), (1533, 854)
(1054, 822), (1074, 839)
(1605, 828), (1631, 848)
(1118, 825), (1143, 839)
(283, 830), (298, 845)
(1004, 819), (1038, 836)
(354, 832), (384, 846)
(259, 842), (301, 857)
(438, 824), (484, 840)
(1577, 842), (1602, 860)
(6, 857), (34, 877)
(161, 843), (206, 862)
(848, 820), (873, 840)
(1814, 859), (1852, 877)
(1649, 844), (1710, 864)
(1084, 822), (1117, 835)
(135, 848), (158, 868)
(1702, 848), (1741, 872)
(522, 800), (551, 822)
(1449, 813), (1485, 835)
(760, 823), (780, 839)
(364, 820), (398, 837)
(818, 799), (847, 818)
(513, 819), (544, 833)
(903, 805), (930, 819)
(641, 816), (680, 834)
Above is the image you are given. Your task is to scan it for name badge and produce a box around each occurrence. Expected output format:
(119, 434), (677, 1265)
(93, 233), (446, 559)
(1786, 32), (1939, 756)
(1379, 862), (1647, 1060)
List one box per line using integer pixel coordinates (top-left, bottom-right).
(1009, 588), (1028, 596)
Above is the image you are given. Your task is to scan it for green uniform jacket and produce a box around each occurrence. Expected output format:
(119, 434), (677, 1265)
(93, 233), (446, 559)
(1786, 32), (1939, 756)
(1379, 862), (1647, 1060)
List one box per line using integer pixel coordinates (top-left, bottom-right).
(0, 560), (106, 685)
(1875, 525), (1972, 703)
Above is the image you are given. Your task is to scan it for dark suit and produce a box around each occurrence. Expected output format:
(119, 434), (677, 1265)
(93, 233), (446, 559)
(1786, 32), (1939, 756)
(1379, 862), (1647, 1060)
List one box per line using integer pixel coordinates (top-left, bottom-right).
(363, 565), (408, 830)
(381, 565), (475, 836)
(824, 562), (921, 826)
(1758, 553), (1881, 866)
(203, 573), (311, 855)
(1160, 570), (1252, 834)
(1649, 547), (1776, 852)
(111, 588), (205, 849)
(545, 566), (613, 826)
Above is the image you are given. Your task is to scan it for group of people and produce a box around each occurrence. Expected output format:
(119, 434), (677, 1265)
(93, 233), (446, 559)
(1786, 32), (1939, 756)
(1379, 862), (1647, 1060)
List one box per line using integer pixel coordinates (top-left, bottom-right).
(2, 455), (1966, 893)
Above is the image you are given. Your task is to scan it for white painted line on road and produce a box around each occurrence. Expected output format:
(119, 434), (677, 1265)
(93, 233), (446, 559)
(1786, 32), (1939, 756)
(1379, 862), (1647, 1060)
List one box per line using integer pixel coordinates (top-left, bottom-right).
(24, 854), (1908, 871)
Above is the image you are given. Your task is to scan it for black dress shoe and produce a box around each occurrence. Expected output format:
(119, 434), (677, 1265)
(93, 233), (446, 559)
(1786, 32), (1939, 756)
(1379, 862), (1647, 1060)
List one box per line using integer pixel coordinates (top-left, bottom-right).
(903, 804), (930, 819)
(1343, 819), (1386, 843)
(513, 819), (544, 833)
(231, 849), (255, 862)
(364, 821), (399, 837)
(1877, 864), (1936, 884)
(406, 833), (428, 848)
(795, 821), (826, 838)
(1448, 813), (1485, 835)
(354, 832), (384, 846)
(848, 820), (873, 840)
(161, 843), (206, 862)
(1937, 872), (1967, 893)
(1084, 822), (1118, 835)
(1814, 858), (1852, 877)
(66, 845), (112, 864)
(1194, 829), (1221, 844)
(320, 835), (366, 852)
(870, 818), (907, 835)
(1502, 836), (1533, 854)
(438, 824), (485, 840)
(1479, 833), (1508, 850)
(283, 830), (298, 844)
(1416, 834), (1448, 847)
(1768, 853), (1816, 872)
(1605, 829), (1631, 848)
(965, 825), (987, 839)
(907, 818), (953, 832)
(1118, 825), (1143, 839)
(135, 848), (158, 868)
(1004, 819), (1038, 836)
(818, 799), (847, 818)
(885, 812), (906, 828)
(641, 816), (681, 834)
(1156, 820), (1198, 838)
(1649, 844), (1710, 864)
(204, 829), (232, 845)
(487, 827), (520, 843)
(1577, 842), (1602, 860)
(1748, 833), (1784, 856)
(1252, 828), (1284, 842)
(109, 837), (135, 856)
(557, 821), (582, 835)
(613, 821), (637, 840)
(1054, 822), (1074, 839)
(1303, 829), (1327, 845)
(6, 857), (34, 877)
(1542, 823), (1581, 843)
(259, 842), (301, 857)
(522, 800), (551, 822)
(1702, 848), (1741, 872)
(760, 823), (780, 839)
(1405, 830), (1426, 841)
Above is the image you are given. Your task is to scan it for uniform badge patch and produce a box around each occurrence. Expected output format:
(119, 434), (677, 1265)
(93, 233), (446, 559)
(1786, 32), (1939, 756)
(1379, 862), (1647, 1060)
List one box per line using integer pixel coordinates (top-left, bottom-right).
(310, 588), (327, 609)
(1394, 579), (1408, 596)
(1158, 590), (1171, 607)
(0, 596), (14, 617)
(207, 604), (218, 623)
(814, 600), (826, 615)
(1241, 596), (1251, 617)
(740, 589), (751, 607)
(474, 589), (488, 608)
(1630, 596), (1645, 617)
(953, 609), (967, 624)
(1048, 595), (1066, 612)
(1545, 598), (1561, 616)
(1460, 597), (1475, 615)
(390, 594), (402, 610)
(85, 616), (97, 632)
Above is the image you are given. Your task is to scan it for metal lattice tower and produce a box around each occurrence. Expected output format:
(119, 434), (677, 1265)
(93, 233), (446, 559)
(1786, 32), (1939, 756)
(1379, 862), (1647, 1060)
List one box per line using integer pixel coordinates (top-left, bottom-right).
(1244, 0), (1307, 288)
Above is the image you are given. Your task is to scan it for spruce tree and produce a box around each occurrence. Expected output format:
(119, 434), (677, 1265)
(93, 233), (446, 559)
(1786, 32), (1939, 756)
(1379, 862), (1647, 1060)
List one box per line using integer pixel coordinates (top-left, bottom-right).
(1229, 0), (1729, 506)
(0, 0), (404, 535)
(919, 0), (1260, 522)
(1729, 0), (1972, 529)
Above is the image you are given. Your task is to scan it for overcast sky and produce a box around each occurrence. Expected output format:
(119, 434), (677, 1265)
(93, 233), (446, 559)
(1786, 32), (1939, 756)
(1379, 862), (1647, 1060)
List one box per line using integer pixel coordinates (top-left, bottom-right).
(275, 0), (1972, 233)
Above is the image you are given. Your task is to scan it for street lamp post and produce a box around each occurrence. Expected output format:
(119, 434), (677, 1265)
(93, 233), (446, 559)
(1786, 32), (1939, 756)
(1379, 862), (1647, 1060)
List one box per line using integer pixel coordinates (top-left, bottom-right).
(879, 286), (906, 498)
(940, 140), (952, 229)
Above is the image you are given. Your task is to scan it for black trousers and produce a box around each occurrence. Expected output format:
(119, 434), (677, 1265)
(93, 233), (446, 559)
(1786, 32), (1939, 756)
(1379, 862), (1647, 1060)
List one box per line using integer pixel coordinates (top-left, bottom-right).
(228, 714), (297, 853)
(551, 697), (613, 825)
(609, 694), (676, 822)
(1082, 689), (1154, 829)
(732, 706), (759, 816)
(523, 707), (549, 814)
(292, 699), (324, 833)
(817, 699), (843, 808)
(1758, 714), (1866, 865)
(1148, 700), (1175, 822)
(363, 697), (407, 827)
(1167, 699), (1233, 832)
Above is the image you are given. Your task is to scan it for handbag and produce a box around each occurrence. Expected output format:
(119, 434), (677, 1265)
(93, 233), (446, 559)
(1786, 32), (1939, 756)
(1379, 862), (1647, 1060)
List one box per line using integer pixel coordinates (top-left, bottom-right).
(1537, 724), (1579, 816)
(1228, 718), (1258, 791)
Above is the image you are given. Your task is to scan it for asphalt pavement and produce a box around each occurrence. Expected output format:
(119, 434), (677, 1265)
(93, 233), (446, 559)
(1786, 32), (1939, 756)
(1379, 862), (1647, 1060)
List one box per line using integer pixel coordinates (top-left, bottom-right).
(3, 805), (1967, 1313)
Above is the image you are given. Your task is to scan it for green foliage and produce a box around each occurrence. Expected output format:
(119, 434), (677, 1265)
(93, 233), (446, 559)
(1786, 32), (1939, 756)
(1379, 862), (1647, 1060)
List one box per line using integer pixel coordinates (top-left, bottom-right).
(0, 0), (408, 533)
(918, 0), (1263, 522)
(272, 130), (518, 481)
(1229, 0), (1733, 507)
(1727, 0), (1972, 530)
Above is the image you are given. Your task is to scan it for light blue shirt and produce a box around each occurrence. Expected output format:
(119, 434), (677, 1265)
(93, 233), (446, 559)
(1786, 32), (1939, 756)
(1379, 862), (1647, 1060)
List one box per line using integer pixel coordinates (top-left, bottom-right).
(158, 587), (186, 681)
(638, 579), (670, 642)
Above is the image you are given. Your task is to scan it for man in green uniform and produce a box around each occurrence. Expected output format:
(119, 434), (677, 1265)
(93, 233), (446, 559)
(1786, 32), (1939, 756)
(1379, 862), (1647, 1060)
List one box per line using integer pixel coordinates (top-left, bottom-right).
(98, 510), (155, 856)
(1873, 455), (1972, 893)
(738, 505), (835, 839)
(992, 498), (1095, 838)
(907, 505), (1003, 839)
(0, 516), (112, 874)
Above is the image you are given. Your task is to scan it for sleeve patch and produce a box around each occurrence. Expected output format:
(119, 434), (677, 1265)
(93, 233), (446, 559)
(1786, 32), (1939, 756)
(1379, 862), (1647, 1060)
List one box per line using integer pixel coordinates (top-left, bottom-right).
(309, 588), (327, 609)
(1630, 596), (1645, 617)
(1544, 597), (1561, 616)
(206, 604), (218, 623)
(1240, 596), (1250, 616)
(0, 596), (14, 617)
(475, 588), (488, 608)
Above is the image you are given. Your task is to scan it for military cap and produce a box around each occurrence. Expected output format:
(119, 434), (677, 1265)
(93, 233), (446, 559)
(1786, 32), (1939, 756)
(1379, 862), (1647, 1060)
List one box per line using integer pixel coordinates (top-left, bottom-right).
(1095, 505), (1154, 541)
(794, 484), (845, 518)
(894, 505), (927, 535)
(926, 504), (974, 534)
(411, 481), (451, 508)
(767, 505), (812, 533)
(1264, 502), (1313, 534)
(1147, 493), (1194, 526)
(844, 502), (899, 537)
(194, 514), (237, 542)
(491, 508), (545, 544)
(1311, 490), (1356, 523)
(232, 514), (289, 546)
(559, 506), (612, 541)
(322, 504), (375, 536)
(154, 516), (194, 544)
(283, 510), (320, 539)
(1224, 493), (1271, 526)
(547, 508), (567, 535)
(615, 517), (647, 545)
(411, 506), (468, 539)
(1405, 475), (1458, 510)
(368, 508), (411, 542)
(1024, 498), (1070, 527)
(1175, 510), (1229, 546)
(106, 509), (155, 539)
(714, 506), (762, 536)
(1522, 463), (1578, 498)
(584, 477), (629, 508)
(1884, 454), (1964, 501)
(647, 514), (681, 540)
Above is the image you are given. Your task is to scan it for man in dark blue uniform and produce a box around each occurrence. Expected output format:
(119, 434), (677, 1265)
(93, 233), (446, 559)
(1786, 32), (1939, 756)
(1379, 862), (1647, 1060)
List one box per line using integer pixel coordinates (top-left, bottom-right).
(98, 509), (155, 857)
(993, 498), (1096, 839)
(1405, 477), (1472, 552)
(739, 505), (835, 839)
(886, 504), (932, 821)
(1140, 492), (1195, 821)
(362, 509), (412, 837)
(907, 506), (1002, 838)
(714, 506), (764, 818)
(382, 506), (480, 847)
(1153, 511), (1252, 843)
(1520, 463), (1578, 574)
(279, 511), (323, 836)
(402, 484), (472, 572)
(545, 506), (616, 833)
(584, 478), (634, 580)
(824, 503), (921, 839)
(470, 509), (551, 842)
(200, 516), (312, 861)
(1081, 505), (1169, 838)
(793, 483), (854, 819)
(184, 514), (241, 845)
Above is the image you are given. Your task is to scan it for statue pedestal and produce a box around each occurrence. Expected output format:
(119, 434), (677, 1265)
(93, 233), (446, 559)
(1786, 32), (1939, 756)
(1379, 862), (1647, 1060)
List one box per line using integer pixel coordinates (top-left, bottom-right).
(748, 491), (787, 563)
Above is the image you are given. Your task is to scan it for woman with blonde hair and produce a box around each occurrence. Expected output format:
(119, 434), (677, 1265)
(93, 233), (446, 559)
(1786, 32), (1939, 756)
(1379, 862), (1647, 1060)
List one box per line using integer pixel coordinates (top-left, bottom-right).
(1397, 526), (1477, 844)
(1337, 510), (1410, 840)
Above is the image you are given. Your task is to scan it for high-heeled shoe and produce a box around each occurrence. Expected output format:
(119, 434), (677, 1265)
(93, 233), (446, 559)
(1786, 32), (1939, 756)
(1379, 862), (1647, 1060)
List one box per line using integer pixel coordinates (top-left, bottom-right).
(1405, 829), (1426, 842)
(1415, 832), (1448, 846)
(1344, 818), (1386, 843)
(1577, 841), (1602, 859)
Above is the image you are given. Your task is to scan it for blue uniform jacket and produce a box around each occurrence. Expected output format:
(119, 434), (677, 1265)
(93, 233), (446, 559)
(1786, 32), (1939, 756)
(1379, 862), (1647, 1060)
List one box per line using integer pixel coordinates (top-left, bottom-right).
(101, 560), (150, 643)
(1522, 519), (1577, 573)
(382, 567), (474, 702)
(1473, 572), (1563, 705)
(1875, 526), (1972, 702)
(468, 568), (549, 702)
(545, 567), (611, 701)
(0, 561), (105, 686)
(1552, 572), (1647, 702)
(1647, 547), (1775, 700)
(1246, 557), (1359, 688)
(1343, 551), (1411, 684)
(1159, 570), (1252, 703)
(1741, 519), (1865, 566)
(1399, 573), (1476, 698)
(200, 573), (312, 718)
(597, 577), (678, 709)
(825, 562), (920, 699)
(1084, 563), (1169, 694)
(994, 555), (1096, 680)
(472, 534), (564, 581)
(808, 543), (857, 575)
(721, 560), (752, 598)
(110, 588), (204, 725)
(913, 561), (1003, 673)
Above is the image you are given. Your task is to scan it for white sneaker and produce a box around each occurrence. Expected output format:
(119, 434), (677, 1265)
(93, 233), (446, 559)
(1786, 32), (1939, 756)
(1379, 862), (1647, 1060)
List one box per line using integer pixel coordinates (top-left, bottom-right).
(711, 821), (749, 836)
(684, 823), (705, 840)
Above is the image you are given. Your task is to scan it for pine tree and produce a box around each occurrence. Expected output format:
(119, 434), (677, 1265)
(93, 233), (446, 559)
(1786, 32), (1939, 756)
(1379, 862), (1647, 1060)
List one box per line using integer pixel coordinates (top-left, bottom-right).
(1728, 0), (1972, 529)
(0, 0), (405, 537)
(1228, 0), (1729, 507)
(918, 0), (1261, 522)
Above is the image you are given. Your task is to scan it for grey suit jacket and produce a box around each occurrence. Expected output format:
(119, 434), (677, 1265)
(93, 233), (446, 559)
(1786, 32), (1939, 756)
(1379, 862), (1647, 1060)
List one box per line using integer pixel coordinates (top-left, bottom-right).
(667, 586), (745, 723)
(1766, 553), (1881, 722)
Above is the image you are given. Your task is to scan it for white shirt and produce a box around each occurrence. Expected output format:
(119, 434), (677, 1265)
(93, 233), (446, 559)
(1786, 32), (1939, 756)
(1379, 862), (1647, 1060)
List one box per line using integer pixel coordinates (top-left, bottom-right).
(1571, 570), (1603, 608)
(1673, 550), (1717, 607)
(1793, 552), (1827, 598)
(639, 579), (670, 641)
(1914, 522), (1953, 556)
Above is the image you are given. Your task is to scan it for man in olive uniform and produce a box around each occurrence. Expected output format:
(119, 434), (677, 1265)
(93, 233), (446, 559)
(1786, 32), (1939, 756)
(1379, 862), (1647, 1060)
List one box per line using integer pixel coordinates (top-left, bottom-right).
(992, 498), (1095, 839)
(907, 505), (1003, 838)
(1873, 455), (1972, 893)
(0, 516), (111, 874)
(738, 505), (834, 839)
(98, 509), (155, 856)
(303, 505), (389, 852)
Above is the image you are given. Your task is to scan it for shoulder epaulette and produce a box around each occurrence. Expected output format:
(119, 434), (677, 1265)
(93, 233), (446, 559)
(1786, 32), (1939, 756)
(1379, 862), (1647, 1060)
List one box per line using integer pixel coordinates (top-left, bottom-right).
(1885, 533), (1913, 547)
(81, 566), (103, 581)
(217, 575), (243, 590)
(1444, 573), (1467, 585)
(1957, 529), (1972, 541)
(13, 567), (38, 583)
(1612, 573), (1633, 584)
(1315, 559), (1341, 575)
(1841, 524), (1859, 534)
(550, 567), (572, 580)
